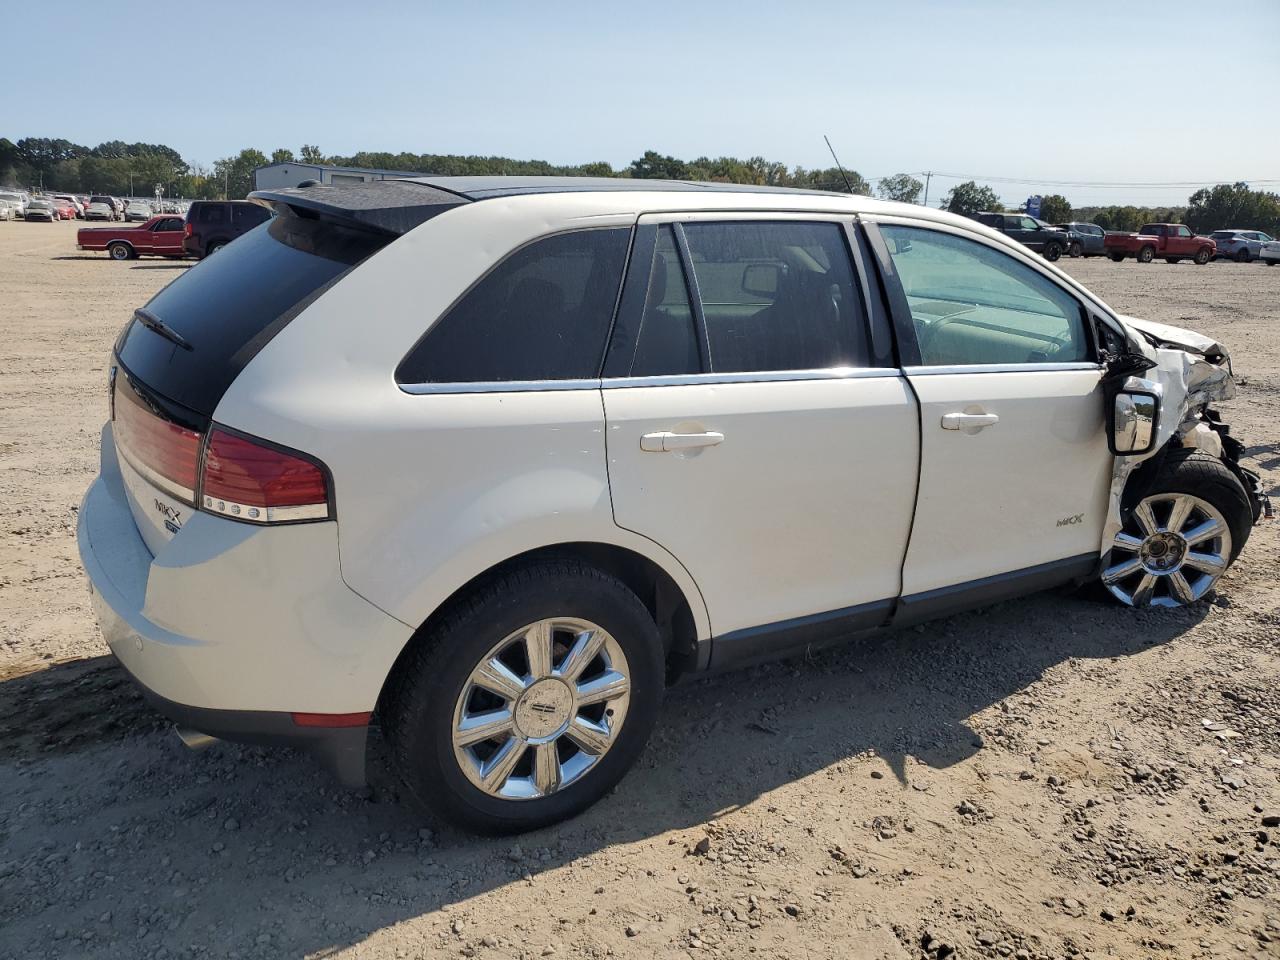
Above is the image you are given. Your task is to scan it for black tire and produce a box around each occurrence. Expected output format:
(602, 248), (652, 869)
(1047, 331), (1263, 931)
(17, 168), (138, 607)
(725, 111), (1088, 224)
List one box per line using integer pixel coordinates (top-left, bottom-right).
(1109, 253), (1125, 262)
(1043, 242), (1062, 262)
(1137, 245), (1155, 263)
(385, 560), (665, 834)
(1068, 241), (1083, 258)
(1195, 247), (1212, 265)
(107, 242), (131, 261)
(1234, 248), (1250, 263)
(1139, 450), (1254, 564)
(1164, 258), (1180, 264)
(205, 241), (226, 256)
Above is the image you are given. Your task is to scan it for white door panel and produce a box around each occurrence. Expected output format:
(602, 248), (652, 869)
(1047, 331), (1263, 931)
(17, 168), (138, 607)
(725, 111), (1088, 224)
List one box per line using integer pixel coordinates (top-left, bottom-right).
(604, 375), (919, 636)
(902, 368), (1111, 596)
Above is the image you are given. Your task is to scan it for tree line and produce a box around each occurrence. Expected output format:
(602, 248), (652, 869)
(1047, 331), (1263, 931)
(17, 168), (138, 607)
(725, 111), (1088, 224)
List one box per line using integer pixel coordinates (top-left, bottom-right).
(3, 136), (1276, 235)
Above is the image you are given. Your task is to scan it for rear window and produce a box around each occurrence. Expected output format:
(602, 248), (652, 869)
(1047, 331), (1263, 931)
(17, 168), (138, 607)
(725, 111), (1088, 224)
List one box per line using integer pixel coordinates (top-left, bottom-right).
(115, 208), (389, 417)
(1139, 225), (1161, 236)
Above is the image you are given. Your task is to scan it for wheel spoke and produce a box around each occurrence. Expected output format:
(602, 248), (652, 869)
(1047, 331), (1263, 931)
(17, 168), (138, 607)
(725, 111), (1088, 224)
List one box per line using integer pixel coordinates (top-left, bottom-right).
(472, 657), (527, 702)
(533, 742), (561, 796)
(1131, 573), (1158, 606)
(1102, 555), (1144, 585)
(1184, 551), (1226, 577)
(558, 628), (607, 682)
(1165, 495), (1195, 535)
(524, 621), (554, 680)
(480, 737), (528, 789)
(1113, 531), (1145, 552)
(1132, 501), (1159, 536)
(1168, 571), (1196, 604)
(1183, 517), (1225, 547)
(575, 669), (630, 707)
(565, 716), (613, 756)
(454, 709), (514, 748)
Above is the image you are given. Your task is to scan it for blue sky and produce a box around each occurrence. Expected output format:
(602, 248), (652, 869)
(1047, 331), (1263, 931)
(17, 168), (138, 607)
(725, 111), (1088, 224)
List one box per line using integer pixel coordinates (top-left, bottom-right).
(3, 0), (1277, 207)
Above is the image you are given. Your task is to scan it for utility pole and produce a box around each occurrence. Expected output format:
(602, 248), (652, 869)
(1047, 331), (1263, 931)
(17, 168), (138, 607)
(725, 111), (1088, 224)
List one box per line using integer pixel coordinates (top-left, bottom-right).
(922, 171), (933, 207)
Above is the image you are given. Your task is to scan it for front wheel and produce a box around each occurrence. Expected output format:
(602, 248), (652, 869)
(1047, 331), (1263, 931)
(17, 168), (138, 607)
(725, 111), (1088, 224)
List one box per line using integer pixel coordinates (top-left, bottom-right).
(386, 561), (665, 833)
(1043, 242), (1062, 262)
(1137, 246), (1155, 263)
(1101, 452), (1253, 608)
(1195, 247), (1212, 265)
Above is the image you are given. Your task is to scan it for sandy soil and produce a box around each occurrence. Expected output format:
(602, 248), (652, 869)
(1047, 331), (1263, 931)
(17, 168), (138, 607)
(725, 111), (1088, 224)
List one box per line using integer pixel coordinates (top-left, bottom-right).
(1, 219), (1277, 960)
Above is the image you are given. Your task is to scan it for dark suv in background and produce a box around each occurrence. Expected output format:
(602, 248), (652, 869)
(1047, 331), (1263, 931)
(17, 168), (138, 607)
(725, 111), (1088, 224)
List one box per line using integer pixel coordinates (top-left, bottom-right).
(974, 212), (1070, 261)
(1056, 222), (1106, 257)
(183, 200), (271, 258)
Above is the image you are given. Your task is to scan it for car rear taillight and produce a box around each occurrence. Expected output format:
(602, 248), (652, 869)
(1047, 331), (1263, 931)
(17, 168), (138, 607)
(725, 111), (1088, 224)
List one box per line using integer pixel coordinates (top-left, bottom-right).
(113, 378), (202, 502)
(183, 222), (192, 237)
(200, 428), (330, 523)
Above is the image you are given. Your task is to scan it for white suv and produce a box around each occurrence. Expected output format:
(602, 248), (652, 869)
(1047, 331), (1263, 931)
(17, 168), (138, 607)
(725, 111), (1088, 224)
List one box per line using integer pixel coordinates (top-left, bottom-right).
(78, 177), (1264, 832)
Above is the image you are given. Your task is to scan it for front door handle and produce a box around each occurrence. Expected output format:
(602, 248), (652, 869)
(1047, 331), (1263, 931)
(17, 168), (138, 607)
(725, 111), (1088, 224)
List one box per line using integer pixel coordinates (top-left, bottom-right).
(641, 431), (725, 452)
(941, 412), (999, 431)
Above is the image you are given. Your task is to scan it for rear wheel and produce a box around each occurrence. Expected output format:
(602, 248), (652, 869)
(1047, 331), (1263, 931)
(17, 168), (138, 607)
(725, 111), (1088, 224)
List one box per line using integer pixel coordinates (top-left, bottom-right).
(205, 240), (226, 256)
(1234, 248), (1250, 263)
(1043, 242), (1062, 262)
(386, 561), (665, 833)
(107, 242), (131, 261)
(1101, 452), (1253, 608)
(1195, 247), (1212, 265)
(1137, 246), (1155, 263)
(1068, 241), (1083, 258)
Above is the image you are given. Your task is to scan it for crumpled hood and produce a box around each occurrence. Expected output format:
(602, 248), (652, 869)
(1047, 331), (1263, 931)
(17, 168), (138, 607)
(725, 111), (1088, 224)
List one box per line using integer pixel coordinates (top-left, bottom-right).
(1118, 314), (1229, 361)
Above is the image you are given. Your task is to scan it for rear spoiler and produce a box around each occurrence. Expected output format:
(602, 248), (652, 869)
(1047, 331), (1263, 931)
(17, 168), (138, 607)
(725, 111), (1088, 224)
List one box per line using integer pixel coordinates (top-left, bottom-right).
(248, 179), (469, 236)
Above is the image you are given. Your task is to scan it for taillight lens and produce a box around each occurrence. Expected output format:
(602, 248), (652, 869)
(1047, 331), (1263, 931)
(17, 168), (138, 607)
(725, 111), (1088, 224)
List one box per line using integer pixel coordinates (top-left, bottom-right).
(200, 428), (330, 523)
(113, 379), (202, 502)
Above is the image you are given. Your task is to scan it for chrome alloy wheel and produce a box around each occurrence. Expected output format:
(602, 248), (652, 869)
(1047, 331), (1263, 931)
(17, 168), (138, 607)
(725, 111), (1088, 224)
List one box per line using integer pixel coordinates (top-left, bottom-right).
(1103, 493), (1232, 607)
(451, 618), (631, 800)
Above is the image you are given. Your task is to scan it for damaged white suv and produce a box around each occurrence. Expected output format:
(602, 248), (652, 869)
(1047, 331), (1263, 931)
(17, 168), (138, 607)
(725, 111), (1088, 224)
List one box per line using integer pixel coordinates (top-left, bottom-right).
(77, 178), (1266, 832)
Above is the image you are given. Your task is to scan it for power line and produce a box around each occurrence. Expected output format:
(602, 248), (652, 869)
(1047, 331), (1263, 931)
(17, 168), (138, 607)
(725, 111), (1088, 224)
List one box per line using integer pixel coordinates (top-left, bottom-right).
(865, 170), (1279, 189)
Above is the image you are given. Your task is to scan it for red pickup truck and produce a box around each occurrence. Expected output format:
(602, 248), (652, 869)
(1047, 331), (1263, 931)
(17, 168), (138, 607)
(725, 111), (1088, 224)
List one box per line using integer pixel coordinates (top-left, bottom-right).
(77, 215), (187, 261)
(1104, 223), (1216, 264)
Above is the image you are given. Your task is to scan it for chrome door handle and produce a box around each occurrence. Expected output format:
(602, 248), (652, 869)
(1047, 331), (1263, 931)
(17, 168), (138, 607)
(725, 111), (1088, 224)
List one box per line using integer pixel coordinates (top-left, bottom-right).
(941, 412), (999, 431)
(640, 431), (725, 452)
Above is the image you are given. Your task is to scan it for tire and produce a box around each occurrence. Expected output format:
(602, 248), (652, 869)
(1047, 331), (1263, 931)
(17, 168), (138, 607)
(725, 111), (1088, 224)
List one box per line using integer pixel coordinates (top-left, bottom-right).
(385, 560), (665, 834)
(1137, 246), (1155, 263)
(1164, 258), (1180, 264)
(1043, 242), (1062, 262)
(1068, 242), (1083, 258)
(1101, 450), (1253, 608)
(205, 241), (226, 256)
(1195, 247), (1212, 265)
(1234, 248), (1250, 263)
(1109, 253), (1125, 262)
(1266, 259), (1277, 266)
(107, 242), (131, 261)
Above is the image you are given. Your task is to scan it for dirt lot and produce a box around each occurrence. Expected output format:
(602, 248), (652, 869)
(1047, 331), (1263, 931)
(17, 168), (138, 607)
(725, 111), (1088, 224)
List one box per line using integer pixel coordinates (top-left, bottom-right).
(1, 219), (1278, 960)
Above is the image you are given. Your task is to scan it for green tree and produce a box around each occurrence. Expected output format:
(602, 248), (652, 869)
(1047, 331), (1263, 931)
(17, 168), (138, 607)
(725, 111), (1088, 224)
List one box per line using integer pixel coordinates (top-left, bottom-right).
(212, 148), (269, 199)
(628, 150), (689, 180)
(943, 180), (1002, 217)
(271, 148), (296, 164)
(1037, 194), (1072, 224)
(299, 144), (326, 164)
(1186, 182), (1280, 236)
(877, 173), (923, 204)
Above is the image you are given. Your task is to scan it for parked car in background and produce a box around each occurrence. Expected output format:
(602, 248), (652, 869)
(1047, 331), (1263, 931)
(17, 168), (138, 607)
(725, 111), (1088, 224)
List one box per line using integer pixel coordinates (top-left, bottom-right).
(23, 198), (56, 222)
(0, 199), (12, 221)
(1260, 238), (1280, 266)
(77, 177), (1262, 832)
(51, 197), (78, 220)
(974, 212), (1070, 261)
(85, 201), (115, 221)
(182, 200), (271, 258)
(1208, 229), (1275, 263)
(1104, 223), (1215, 264)
(1055, 222), (1106, 258)
(78, 214), (186, 260)
(89, 195), (121, 221)
(125, 200), (154, 222)
(52, 194), (85, 218)
(0, 191), (28, 219)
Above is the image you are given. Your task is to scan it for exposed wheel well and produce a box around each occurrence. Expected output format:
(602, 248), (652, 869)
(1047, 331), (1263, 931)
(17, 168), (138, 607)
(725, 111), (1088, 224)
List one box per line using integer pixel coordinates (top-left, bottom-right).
(377, 543), (701, 717)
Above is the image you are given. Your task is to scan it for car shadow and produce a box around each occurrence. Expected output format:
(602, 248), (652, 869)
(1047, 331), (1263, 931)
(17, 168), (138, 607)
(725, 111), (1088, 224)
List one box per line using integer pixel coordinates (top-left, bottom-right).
(129, 263), (191, 270)
(0, 588), (1207, 957)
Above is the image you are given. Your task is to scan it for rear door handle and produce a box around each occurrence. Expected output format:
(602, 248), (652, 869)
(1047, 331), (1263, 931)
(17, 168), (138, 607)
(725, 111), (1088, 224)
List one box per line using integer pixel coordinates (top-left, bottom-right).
(941, 413), (999, 431)
(640, 431), (725, 452)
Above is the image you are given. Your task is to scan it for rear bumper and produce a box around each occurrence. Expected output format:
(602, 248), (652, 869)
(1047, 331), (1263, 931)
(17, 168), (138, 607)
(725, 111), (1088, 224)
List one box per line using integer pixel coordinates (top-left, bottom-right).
(76, 425), (414, 784)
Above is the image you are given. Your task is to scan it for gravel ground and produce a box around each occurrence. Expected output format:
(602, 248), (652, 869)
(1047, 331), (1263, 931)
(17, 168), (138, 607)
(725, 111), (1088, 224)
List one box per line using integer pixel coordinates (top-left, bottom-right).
(1, 219), (1277, 960)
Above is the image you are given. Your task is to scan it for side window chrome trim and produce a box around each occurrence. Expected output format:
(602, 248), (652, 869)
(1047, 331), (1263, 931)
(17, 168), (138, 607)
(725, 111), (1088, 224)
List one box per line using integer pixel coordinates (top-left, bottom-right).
(400, 379), (601, 395)
(904, 362), (1103, 376)
(603, 368), (902, 389)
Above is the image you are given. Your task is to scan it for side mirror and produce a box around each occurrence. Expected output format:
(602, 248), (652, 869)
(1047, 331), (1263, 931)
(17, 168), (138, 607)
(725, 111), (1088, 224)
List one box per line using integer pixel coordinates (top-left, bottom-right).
(742, 263), (781, 298)
(1110, 390), (1159, 455)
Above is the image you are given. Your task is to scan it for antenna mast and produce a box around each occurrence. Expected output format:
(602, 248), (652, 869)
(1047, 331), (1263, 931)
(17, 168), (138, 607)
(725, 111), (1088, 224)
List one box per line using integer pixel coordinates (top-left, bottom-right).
(823, 135), (855, 195)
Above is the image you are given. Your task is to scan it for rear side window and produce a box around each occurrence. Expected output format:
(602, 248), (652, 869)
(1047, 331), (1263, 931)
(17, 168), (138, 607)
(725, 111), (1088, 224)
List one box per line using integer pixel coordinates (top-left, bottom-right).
(397, 228), (631, 385)
(630, 226), (701, 377)
(116, 209), (389, 416)
(197, 204), (226, 225)
(681, 221), (870, 373)
(232, 204), (268, 228)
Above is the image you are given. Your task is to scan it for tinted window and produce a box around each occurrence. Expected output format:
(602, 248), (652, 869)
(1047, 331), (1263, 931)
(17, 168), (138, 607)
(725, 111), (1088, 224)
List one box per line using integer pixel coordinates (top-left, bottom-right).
(681, 221), (870, 373)
(1139, 225), (1161, 236)
(1003, 216), (1021, 230)
(196, 204), (227, 225)
(232, 203), (268, 227)
(156, 218), (182, 231)
(879, 225), (1091, 366)
(117, 209), (389, 417)
(630, 226), (700, 377)
(397, 228), (631, 384)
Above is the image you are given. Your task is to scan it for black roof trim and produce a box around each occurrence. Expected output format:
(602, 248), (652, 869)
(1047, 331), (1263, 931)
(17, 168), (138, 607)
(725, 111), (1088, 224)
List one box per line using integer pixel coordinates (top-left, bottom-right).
(394, 175), (847, 201)
(248, 179), (469, 235)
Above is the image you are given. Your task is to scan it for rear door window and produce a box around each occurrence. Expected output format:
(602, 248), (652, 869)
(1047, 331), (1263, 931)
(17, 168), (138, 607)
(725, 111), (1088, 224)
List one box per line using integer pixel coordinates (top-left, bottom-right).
(629, 226), (701, 377)
(197, 204), (227, 225)
(116, 208), (389, 417)
(232, 204), (268, 228)
(396, 228), (632, 385)
(680, 221), (870, 373)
